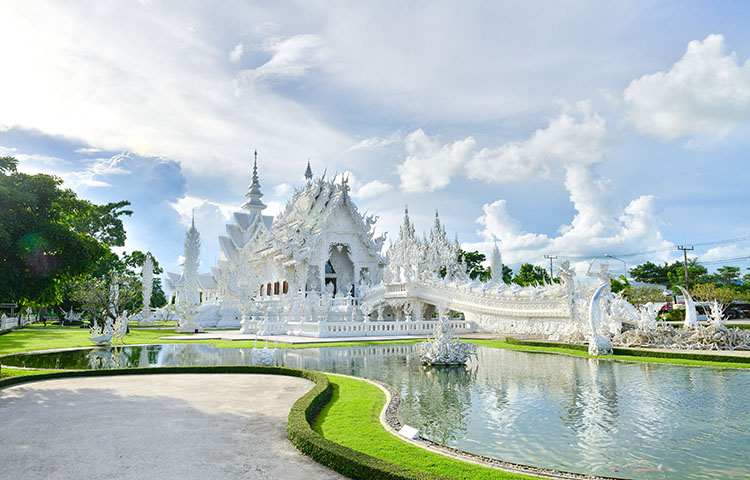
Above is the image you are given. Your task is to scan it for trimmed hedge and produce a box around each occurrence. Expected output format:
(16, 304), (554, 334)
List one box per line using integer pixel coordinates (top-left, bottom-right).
(0, 365), (452, 480)
(505, 337), (750, 364)
(287, 375), (451, 479)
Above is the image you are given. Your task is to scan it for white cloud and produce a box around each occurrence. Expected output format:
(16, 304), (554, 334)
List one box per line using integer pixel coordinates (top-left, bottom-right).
(170, 195), (238, 228)
(355, 180), (392, 199)
(339, 171), (393, 200)
(347, 132), (403, 151)
(74, 147), (102, 155)
(397, 102), (606, 193)
(398, 129), (476, 193)
(701, 244), (750, 263)
(0, 3), (349, 186)
(229, 43), (244, 63)
(624, 34), (750, 140)
(237, 34), (326, 85)
(273, 183), (292, 197)
(466, 171), (673, 273)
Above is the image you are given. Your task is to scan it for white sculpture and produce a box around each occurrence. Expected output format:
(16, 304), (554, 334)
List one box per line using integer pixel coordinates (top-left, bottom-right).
(183, 214), (201, 305)
(175, 303), (203, 333)
(587, 284), (613, 355)
(89, 319), (114, 346)
(417, 307), (477, 365)
(59, 308), (83, 325)
(675, 285), (699, 329)
(251, 337), (277, 366)
(138, 256), (155, 326)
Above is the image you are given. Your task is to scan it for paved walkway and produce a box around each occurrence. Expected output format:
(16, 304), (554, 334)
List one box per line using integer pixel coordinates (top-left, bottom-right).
(0, 374), (345, 480)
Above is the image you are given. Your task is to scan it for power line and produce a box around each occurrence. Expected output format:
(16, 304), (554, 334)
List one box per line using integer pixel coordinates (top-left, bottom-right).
(551, 235), (750, 260)
(697, 256), (750, 266)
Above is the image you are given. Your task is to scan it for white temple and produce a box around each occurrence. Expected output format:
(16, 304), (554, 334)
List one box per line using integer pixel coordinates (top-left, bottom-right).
(164, 152), (664, 346)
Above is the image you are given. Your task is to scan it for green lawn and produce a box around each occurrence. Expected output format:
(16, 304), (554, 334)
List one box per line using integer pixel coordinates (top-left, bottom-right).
(472, 339), (750, 369)
(0, 367), (60, 379)
(312, 374), (531, 480)
(0, 327), (424, 357)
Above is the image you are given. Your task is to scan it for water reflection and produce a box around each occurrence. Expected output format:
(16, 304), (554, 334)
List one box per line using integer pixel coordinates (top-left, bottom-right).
(2, 343), (749, 479)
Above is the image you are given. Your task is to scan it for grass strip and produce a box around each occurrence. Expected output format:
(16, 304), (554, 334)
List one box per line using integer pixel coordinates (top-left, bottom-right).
(0, 328), (422, 356)
(0, 367), (59, 379)
(471, 338), (750, 369)
(311, 374), (532, 480)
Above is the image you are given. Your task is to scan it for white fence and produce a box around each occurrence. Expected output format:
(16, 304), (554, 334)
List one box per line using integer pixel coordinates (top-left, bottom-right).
(0, 316), (19, 330)
(243, 318), (473, 338)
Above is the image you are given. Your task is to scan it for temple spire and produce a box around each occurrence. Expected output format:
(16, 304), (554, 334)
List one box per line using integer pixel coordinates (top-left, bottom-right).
(304, 160), (313, 183)
(242, 150), (267, 212)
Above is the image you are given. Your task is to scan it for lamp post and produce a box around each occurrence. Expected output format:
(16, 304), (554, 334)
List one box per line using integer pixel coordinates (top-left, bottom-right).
(604, 254), (627, 278)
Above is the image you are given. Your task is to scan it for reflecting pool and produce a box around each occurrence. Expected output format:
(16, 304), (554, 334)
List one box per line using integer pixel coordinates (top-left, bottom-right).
(3, 343), (749, 479)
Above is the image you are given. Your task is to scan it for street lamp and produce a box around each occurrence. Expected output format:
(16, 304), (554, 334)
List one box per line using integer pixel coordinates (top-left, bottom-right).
(604, 254), (627, 277)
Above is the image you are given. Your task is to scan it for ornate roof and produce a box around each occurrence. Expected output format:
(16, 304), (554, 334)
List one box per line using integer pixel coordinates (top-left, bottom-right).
(268, 174), (386, 264)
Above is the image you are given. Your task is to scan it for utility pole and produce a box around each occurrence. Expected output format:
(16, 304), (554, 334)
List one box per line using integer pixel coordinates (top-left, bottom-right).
(677, 245), (694, 290)
(543, 255), (557, 280)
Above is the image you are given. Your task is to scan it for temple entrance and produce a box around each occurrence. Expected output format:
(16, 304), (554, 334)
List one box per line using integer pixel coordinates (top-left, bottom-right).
(327, 244), (354, 296)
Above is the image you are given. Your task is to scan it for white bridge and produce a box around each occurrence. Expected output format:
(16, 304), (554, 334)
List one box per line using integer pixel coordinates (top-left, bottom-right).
(208, 277), (584, 339)
(360, 279), (580, 338)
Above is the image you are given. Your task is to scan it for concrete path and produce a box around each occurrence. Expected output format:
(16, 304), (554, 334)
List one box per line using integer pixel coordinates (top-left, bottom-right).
(0, 374), (346, 480)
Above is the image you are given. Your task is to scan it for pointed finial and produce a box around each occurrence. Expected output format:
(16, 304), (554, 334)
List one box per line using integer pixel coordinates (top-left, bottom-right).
(404, 205), (409, 215)
(242, 150), (267, 212)
(304, 159), (313, 181)
(191, 209), (195, 228)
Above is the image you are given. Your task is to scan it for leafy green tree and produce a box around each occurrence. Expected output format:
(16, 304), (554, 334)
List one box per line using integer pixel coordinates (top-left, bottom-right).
(630, 259), (709, 291)
(456, 249), (492, 282)
(623, 285), (668, 307)
(501, 265), (513, 284)
(610, 275), (630, 294)
(512, 263), (550, 286)
(713, 266), (741, 285)
(0, 157), (132, 306)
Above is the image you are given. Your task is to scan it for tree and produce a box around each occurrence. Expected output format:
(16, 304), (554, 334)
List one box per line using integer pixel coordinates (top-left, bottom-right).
(0, 157), (132, 306)
(456, 249), (492, 282)
(623, 285), (667, 307)
(501, 265), (513, 284)
(610, 275), (630, 294)
(512, 263), (550, 286)
(630, 259), (709, 292)
(691, 283), (745, 308)
(713, 266), (741, 285)
(71, 273), (139, 327)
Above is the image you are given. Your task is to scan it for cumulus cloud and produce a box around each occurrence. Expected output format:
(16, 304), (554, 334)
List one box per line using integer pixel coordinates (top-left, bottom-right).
(229, 43), (244, 63)
(624, 34), (750, 140)
(465, 171), (673, 273)
(397, 101), (606, 192)
(340, 171), (393, 199)
(701, 244), (750, 263)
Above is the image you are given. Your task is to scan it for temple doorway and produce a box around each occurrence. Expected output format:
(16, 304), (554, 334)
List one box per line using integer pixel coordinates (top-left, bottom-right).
(326, 244), (354, 295)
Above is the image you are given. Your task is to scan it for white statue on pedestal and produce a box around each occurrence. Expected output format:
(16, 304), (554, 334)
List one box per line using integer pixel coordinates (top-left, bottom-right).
(138, 255), (155, 326)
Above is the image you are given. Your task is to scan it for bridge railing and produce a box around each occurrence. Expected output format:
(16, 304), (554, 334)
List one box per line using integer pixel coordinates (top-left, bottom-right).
(242, 317), (472, 338)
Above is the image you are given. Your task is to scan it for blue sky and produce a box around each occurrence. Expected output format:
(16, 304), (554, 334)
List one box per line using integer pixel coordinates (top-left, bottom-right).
(1, 1), (749, 278)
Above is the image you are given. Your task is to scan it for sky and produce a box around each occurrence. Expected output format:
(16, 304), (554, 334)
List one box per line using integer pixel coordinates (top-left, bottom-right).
(1, 1), (750, 279)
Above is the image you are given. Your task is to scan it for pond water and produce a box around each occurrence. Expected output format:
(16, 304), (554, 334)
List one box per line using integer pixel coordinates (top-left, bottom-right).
(3, 343), (749, 479)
